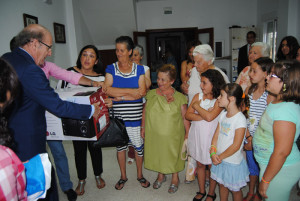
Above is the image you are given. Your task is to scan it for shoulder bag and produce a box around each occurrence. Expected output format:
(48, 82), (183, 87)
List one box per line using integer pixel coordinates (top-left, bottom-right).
(92, 108), (129, 148)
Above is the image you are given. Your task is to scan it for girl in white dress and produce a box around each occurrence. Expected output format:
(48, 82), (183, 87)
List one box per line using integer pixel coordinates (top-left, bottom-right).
(186, 69), (226, 201)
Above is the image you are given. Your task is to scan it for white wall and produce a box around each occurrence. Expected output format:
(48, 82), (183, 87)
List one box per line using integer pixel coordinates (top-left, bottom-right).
(136, 0), (258, 57)
(0, 0), (75, 87)
(0, 0), (71, 65)
(257, 0), (300, 48)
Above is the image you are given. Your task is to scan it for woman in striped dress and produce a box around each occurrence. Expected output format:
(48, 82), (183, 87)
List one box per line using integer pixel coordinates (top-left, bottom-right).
(104, 36), (150, 190)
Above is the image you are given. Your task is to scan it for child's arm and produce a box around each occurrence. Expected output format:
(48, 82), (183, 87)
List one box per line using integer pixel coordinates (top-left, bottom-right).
(243, 128), (252, 150)
(185, 94), (204, 121)
(192, 100), (223, 122)
(210, 123), (222, 165)
(218, 127), (245, 161)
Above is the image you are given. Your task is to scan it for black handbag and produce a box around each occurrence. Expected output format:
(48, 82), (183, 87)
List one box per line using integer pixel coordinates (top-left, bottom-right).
(92, 109), (129, 148)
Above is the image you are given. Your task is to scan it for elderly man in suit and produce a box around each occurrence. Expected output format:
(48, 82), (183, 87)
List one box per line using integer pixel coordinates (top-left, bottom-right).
(237, 31), (256, 74)
(2, 24), (101, 201)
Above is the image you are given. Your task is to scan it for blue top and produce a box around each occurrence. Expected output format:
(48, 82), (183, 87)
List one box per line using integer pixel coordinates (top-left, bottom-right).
(106, 62), (145, 127)
(253, 102), (300, 166)
(106, 62), (145, 103)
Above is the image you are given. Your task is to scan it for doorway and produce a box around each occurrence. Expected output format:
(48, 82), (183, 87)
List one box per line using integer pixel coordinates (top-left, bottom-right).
(134, 27), (214, 89)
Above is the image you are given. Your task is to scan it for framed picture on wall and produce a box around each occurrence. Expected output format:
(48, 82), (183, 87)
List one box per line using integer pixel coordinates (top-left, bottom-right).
(23, 14), (38, 27)
(53, 22), (66, 43)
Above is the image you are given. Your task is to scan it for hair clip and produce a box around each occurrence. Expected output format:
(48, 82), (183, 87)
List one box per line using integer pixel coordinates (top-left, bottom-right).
(283, 83), (286, 92)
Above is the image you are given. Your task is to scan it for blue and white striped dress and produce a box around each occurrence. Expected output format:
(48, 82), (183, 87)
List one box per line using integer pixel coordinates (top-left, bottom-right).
(245, 90), (268, 176)
(106, 62), (145, 156)
(247, 91), (268, 137)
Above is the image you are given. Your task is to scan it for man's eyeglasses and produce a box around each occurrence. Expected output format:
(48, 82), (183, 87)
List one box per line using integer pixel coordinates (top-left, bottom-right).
(39, 41), (52, 50)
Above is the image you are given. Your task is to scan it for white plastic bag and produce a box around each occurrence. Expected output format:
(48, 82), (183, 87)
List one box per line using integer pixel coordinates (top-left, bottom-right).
(24, 153), (52, 201)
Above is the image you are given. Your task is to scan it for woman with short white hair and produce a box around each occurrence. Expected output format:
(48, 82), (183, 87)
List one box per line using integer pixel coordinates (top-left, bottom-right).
(236, 42), (271, 91)
(186, 44), (229, 104)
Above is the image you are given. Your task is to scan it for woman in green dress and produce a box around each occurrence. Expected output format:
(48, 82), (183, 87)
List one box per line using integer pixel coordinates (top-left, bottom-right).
(142, 64), (190, 193)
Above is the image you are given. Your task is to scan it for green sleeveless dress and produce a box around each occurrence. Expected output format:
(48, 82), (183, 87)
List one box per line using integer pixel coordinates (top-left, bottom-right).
(144, 89), (187, 174)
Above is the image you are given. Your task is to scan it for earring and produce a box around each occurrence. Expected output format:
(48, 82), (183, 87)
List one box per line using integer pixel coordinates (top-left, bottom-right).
(283, 84), (286, 92)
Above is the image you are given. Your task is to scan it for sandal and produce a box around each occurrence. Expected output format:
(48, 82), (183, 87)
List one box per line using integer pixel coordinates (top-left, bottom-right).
(193, 191), (206, 201)
(206, 193), (217, 201)
(127, 157), (135, 165)
(75, 180), (86, 196)
(95, 175), (106, 189)
(153, 176), (167, 189)
(253, 194), (262, 201)
(137, 177), (150, 188)
(168, 183), (179, 194)
(243, 193), (254, 201)
(115, 178), (128, 190)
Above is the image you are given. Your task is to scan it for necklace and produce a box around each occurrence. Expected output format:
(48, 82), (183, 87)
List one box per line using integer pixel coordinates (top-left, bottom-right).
(115, 62), (136, 77)
(159, 87), (175, 102)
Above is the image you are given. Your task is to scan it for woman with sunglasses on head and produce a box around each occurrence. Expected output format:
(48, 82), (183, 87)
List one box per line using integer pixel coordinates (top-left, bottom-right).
(59, 45), (107, 196)
(252, 61), (300, 201)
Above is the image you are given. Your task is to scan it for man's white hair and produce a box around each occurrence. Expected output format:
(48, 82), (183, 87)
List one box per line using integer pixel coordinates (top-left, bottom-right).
(193, 44), (215, 63)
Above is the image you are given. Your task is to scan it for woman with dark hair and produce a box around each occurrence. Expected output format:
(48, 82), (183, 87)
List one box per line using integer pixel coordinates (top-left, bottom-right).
(58, 45), (106, 196)
(276, 36), (299, 61)
(296, 46), (300, 62)
(0, 58), (27, 201)
(180, 40), (201, 83)
(104, 36), (150, 190)
(58, 45), (105, 89)
(253, 61), (300, 200)
(186, 69), (226, 200)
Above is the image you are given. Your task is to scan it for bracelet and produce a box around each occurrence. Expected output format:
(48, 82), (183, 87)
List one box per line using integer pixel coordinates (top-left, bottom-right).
(246, 135), (252, 139)
(90, 80), (94, 87)
(210, 147), (217, 152)
(211, 145), (217, 149)
(121, 96), (124, 101)
(210, 152), (216, 158)
(261, 177), (270, 184)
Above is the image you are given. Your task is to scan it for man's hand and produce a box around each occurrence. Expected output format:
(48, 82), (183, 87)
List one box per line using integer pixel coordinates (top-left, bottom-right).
(92, 102), (101, 119)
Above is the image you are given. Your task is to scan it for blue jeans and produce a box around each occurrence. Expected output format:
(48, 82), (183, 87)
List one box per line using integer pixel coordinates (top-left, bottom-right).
(47, 140), (72, 192)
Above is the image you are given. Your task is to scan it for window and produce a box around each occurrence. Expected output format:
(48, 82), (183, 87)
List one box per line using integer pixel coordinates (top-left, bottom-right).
(263, 19), (277, 61)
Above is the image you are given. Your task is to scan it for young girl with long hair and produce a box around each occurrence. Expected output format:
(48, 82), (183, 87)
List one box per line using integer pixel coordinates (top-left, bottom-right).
(243, 57), (274, 201)
(186, 69), (226, 201)
(253, 62), (300, 201)
(210, 83), (249, 201)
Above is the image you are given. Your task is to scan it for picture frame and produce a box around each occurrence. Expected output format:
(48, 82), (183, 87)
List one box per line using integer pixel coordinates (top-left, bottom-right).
(53, 22), (66, 43)
(23, 14), (38, 27)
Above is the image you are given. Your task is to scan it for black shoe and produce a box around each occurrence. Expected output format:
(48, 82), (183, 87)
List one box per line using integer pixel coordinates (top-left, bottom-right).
(64, 189), (77, 201)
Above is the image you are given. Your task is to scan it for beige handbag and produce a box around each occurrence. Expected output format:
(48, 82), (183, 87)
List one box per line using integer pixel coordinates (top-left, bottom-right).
(181, 139), (196, 182)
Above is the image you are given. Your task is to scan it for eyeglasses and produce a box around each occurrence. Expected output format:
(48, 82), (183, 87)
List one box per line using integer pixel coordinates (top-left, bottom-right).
(269, 73), (280, 79)
(39, 41), (52, 50)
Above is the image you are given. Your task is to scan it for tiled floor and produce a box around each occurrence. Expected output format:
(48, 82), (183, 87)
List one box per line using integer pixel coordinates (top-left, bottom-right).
(47, 141), (299, 201)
